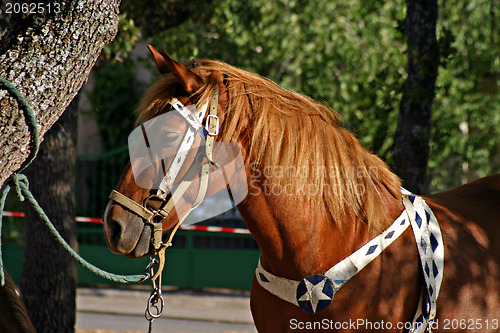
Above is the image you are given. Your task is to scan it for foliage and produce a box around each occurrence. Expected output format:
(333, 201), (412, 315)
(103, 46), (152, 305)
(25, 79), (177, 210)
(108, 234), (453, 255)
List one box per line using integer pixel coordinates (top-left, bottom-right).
(100, 13), (141, 62)
(93, 0), (499, 192)
(86, 11), (143, 152)
(119, 0), (212, 37)
(87, 60), (141, 150)
(151, 0), (407, 162)
(429, 0), (500, 190)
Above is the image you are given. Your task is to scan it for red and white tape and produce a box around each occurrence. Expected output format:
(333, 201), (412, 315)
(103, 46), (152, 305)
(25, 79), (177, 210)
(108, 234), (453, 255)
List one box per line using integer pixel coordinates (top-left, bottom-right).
(2, 211), (102, 223)
(1, 211), (250, 234)
(180, 225), (250, 234)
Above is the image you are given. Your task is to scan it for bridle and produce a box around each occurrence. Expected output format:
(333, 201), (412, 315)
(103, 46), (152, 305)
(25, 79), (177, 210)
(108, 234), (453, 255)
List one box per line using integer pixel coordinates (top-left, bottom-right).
(109, 86), (220, 280)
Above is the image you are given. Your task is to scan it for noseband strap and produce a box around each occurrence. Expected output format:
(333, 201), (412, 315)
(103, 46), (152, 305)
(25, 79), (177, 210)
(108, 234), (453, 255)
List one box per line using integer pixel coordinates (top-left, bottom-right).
(110, 190), (157, 221)
(109, 86), (220, 281)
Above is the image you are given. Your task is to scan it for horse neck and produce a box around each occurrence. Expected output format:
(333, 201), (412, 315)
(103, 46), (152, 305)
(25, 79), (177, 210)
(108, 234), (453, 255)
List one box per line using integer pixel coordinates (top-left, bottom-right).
(237, 163), (404, 280)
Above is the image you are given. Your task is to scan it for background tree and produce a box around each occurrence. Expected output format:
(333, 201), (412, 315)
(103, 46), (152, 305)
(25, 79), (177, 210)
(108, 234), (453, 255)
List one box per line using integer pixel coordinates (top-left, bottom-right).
(98, 0), (407, 161)
(0, 1), (121, 332)
(393, 0), (439, 194)
(21, 98), (79, 332)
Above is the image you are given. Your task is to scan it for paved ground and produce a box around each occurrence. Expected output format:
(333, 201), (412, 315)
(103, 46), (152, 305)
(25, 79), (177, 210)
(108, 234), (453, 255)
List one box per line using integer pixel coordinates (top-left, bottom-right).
(75, 287), (257, 333)
(76, 312), (257, 333)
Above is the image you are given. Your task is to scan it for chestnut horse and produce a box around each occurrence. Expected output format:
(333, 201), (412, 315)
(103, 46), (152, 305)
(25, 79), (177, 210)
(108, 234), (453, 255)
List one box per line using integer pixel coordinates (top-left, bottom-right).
(0, 270), (36, 332)
(103, 46), (499, 332)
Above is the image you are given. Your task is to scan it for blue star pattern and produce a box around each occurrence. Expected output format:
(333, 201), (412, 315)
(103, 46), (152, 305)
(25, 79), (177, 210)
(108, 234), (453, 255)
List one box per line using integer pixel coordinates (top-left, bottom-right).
(296, 275), (334, 313)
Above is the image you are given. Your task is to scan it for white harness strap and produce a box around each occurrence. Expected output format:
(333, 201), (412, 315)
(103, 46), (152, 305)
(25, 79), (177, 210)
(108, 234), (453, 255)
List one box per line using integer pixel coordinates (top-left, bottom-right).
(157, 87), (220, 196)
(403, 191), (444, 332)
(157, 99), (209, 194)
(255, 189), (444, 331)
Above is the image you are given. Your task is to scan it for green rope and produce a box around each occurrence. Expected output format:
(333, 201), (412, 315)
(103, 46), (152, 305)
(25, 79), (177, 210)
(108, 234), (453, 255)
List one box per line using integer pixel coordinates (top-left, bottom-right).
(0, 77), (39, 172)
(0, 185), (10, 285)
(0, 77), (148, 285)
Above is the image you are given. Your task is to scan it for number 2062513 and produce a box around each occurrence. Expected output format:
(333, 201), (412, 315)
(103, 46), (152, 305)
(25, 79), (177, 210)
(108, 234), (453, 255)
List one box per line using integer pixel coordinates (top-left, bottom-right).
(5, 2), (61, 15)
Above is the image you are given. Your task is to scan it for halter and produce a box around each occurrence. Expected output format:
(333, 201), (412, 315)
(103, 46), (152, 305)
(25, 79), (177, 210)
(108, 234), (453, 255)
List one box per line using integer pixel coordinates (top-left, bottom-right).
(255, 189), (444, 333)
(109, 86), (220, 280)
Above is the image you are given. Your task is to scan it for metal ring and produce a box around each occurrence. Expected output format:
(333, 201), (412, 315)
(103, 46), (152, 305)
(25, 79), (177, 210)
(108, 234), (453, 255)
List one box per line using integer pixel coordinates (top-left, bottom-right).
(143, 194), (167, 214)
(146, 292), (165, 319)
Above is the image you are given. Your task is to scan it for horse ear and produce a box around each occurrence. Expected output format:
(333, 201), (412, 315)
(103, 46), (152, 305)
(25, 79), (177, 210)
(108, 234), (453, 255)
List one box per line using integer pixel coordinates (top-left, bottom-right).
(147, 45), (204, 93)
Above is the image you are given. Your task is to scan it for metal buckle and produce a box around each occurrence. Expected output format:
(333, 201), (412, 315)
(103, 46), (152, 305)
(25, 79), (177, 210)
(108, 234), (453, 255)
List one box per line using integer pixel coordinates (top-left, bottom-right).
(143, 194), (167, 214)
(205, 114), (219, 136)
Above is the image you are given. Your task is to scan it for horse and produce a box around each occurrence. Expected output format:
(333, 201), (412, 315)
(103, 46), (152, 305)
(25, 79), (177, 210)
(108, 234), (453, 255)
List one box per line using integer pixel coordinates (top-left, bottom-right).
(103, 45), (500, 332)
(0, 270), (36, 333)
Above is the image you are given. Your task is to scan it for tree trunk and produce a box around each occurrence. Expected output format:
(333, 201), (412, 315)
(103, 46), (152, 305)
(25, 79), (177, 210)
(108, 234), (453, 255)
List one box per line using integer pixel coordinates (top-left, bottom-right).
(20, 96), (79, 332)
(0, 1), (120, 331)
(0, 0), (121, 188)
(393, 0), (439, 194)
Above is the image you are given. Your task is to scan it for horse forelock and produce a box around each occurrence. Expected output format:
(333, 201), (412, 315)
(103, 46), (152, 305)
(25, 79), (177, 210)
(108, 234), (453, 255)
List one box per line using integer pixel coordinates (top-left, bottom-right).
(136, 59), (401, 230)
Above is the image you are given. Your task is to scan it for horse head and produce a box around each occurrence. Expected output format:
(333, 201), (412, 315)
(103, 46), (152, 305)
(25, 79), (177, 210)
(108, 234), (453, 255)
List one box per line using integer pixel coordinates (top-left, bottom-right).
(103, 46), (246, 258)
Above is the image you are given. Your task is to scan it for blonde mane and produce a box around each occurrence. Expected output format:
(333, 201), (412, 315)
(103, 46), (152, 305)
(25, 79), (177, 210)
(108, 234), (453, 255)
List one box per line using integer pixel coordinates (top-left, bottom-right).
(137, 60), (401, 230)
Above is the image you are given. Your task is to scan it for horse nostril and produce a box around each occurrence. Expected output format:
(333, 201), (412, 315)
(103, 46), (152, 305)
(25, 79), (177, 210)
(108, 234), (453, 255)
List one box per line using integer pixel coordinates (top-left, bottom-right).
(106, 218), (122, 238)
(104, 217), (125, 250)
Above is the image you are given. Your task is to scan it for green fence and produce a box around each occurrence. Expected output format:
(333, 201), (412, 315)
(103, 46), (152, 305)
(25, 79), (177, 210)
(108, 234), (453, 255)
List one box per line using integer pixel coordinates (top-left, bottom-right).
(75, 145), (129, 218)
(2, 146), (260, 290)
(2, 226), (260, 290)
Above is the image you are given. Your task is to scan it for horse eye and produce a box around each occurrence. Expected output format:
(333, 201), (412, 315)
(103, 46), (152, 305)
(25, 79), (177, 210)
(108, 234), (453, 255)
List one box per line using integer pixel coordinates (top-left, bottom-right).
(164, 131), (181, 144)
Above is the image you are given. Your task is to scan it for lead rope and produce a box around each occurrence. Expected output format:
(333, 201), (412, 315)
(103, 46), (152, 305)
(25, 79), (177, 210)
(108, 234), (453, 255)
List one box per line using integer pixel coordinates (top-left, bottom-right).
(0, 77), (149, 285)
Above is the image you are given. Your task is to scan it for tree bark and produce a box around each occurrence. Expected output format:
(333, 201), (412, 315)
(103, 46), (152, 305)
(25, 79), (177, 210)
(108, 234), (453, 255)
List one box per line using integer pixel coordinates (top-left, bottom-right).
(20, 96), (79, 332)
(0, 0), (121, 188)
(393, 0), (439, 194)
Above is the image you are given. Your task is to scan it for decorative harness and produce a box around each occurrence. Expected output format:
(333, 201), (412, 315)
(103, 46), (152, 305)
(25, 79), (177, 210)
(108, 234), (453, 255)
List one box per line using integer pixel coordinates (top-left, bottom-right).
(255, 189), (444, 333)
(109, 86), (220, 280)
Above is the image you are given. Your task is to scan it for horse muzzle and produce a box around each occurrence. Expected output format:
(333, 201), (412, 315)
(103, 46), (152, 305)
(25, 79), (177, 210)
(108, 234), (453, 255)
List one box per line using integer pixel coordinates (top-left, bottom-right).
(103, 199), (154, 258)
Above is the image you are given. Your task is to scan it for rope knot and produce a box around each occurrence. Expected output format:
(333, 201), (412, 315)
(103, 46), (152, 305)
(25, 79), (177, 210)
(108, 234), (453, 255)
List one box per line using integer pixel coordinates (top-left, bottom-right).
(9, 173), (29, 202)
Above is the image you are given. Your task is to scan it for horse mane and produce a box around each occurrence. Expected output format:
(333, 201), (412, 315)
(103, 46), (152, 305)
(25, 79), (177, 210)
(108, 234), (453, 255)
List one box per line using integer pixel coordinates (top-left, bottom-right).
(137, 60), (401, 230)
